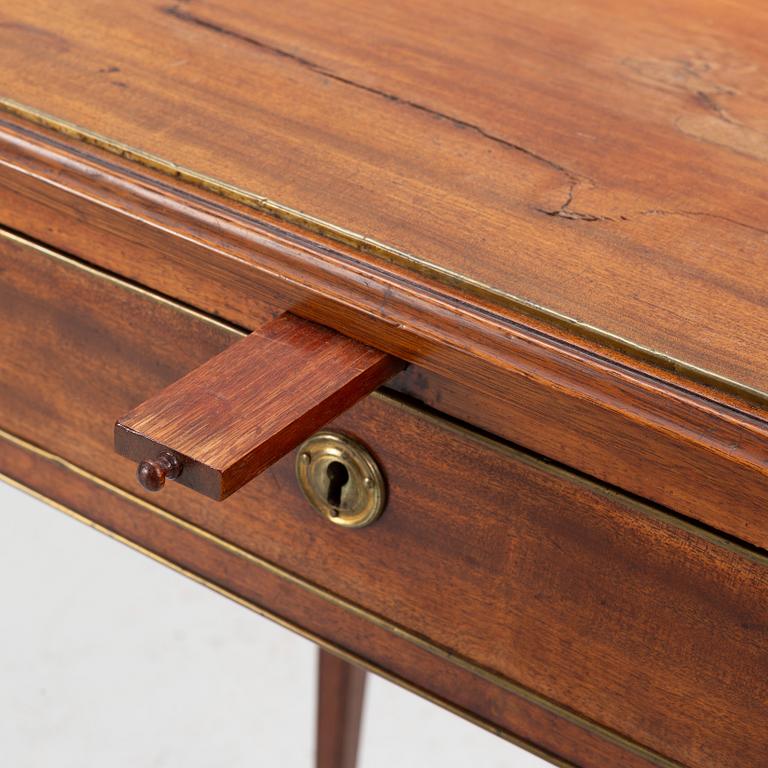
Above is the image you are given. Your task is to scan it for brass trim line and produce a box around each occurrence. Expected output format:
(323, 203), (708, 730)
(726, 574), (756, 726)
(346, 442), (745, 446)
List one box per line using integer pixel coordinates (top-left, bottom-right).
(0, 228), (239, 337)
(0, 473), (574, 768)
(3, 225), (766, 569)
(0, 426), (685, 768)
(385, 389), (768, 569)
(1, 226), (765, 570)
(1, 97), (766, 408)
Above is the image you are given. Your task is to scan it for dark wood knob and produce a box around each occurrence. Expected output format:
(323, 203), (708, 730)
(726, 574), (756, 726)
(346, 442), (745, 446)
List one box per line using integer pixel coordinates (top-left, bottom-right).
(137, 451), (181, 491)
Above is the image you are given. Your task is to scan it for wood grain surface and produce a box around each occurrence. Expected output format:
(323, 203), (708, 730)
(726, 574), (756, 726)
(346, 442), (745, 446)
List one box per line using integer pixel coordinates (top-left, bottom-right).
(0, 232), (657, 768)
(115, 313), (401, 499)
(0, 0), (766, 397)
(1, 135), (768, 552)
(0, 435), (656, 768)
(317, 650), (366, 768)
(2, 228), (767, 767)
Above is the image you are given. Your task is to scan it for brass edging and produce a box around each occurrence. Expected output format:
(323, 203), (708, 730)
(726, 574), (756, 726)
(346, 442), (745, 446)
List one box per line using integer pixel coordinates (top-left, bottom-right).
(0, 228), (241, 337)
(0, 472), (574, 768)
(0, 426), (683, 768)
(1, 225), (763, 568)
(1, 96), (766, 409)
(379, 392), (768, 570)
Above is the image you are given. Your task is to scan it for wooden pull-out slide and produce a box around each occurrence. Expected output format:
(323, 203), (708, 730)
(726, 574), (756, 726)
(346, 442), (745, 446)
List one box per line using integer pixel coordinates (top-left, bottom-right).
(114, 313), (402, 500)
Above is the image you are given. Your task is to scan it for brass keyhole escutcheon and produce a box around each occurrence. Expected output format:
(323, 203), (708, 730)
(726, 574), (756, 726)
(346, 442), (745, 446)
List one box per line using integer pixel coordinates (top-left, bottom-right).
(295, 431), (385, 527)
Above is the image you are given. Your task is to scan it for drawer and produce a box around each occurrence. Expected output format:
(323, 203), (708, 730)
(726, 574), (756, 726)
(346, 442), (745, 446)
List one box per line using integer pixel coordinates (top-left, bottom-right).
(2, 230), (767, 768)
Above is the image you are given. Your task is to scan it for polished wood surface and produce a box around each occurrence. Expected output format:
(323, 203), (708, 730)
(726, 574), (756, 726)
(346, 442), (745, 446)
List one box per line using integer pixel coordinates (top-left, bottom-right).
(2, 6), (767, 764)
(1, 124), (768, 552)
(0, 235), (649, 768)
(2, 231), (767, 767)
(0, 433), (651, 768)
(317, 650), (366, 768)
(0, 0), (766, 398)
(115, 313), (400, 499)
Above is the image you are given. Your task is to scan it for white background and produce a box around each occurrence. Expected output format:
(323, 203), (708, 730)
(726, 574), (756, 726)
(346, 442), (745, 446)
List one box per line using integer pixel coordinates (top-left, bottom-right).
(0, 481), (548, 767)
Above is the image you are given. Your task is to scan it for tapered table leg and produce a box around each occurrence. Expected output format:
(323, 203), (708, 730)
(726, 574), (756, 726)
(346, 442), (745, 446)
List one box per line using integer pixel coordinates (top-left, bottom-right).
(316, 648), (367, 768)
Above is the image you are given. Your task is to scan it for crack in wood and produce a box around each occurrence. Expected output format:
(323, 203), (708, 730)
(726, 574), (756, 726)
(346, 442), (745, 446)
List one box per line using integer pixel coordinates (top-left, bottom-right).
(162, 5), (579, 185)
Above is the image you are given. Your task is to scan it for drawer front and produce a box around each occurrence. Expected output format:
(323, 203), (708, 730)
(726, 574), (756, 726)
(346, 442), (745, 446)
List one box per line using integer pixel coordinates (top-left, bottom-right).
(2, 230), (767, 768)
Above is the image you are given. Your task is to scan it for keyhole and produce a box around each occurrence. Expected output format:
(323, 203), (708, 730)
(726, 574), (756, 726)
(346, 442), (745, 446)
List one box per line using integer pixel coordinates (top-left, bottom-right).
(325, 461), (349, 510)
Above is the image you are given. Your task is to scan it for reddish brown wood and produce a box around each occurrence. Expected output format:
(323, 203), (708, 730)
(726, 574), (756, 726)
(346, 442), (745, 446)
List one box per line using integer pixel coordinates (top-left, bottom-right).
(136, 451), (181, 492)
(0, 433), (653, 768)
(1, 123), (768, 550)
(317, 650), (366, 768)
(2, 6), (768, 766)
(2, 231), (768, 766)
(115, 313), (401, 499)
(0, 0), (766, 398)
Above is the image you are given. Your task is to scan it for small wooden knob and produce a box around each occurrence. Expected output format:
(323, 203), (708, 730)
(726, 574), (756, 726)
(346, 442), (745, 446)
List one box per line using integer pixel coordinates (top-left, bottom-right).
(137, 451), (181, 492)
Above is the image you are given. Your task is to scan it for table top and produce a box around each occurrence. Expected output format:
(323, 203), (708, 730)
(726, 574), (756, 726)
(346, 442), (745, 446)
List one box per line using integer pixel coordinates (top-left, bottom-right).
(0, 0), (766, 403)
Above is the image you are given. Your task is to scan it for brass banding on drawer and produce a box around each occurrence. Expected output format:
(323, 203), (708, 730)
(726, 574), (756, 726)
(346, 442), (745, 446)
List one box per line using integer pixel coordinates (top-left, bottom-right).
(2, 230), (767, 768)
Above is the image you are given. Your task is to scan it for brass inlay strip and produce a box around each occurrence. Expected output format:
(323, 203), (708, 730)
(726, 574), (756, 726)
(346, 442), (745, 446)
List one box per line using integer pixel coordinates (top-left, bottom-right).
(0, 473), (573, 768)
(0, 228), (240, 337)
(4, 225), (767, 569)
(0, 426), (683, 768)
(1, 97), (766, 408)
(383, 392), (768, 570)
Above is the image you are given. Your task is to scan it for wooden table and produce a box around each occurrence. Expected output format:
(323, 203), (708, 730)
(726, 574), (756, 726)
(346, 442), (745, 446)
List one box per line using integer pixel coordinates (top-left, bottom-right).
(1, 2), (766, 766)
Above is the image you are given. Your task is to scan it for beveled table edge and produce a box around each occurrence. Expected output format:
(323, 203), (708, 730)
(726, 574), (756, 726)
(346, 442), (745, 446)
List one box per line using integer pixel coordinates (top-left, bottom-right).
(1, 96), (766, 411)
